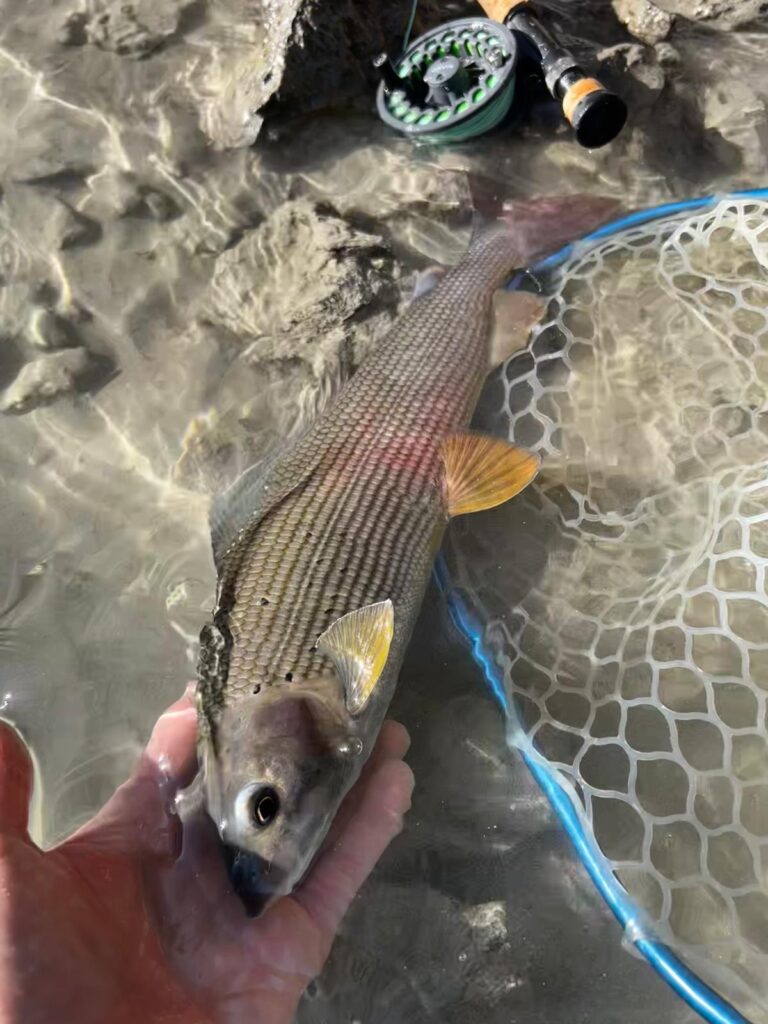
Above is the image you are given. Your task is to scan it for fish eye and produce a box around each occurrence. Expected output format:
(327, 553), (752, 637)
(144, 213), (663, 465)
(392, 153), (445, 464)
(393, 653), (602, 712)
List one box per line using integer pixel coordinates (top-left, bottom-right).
(249, 787), (280, 828)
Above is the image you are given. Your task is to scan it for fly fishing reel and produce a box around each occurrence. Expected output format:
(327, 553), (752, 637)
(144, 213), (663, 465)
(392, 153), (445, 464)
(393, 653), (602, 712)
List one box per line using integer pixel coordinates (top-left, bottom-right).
(375, 2), (627, 149)
(376, 19), (518, 144)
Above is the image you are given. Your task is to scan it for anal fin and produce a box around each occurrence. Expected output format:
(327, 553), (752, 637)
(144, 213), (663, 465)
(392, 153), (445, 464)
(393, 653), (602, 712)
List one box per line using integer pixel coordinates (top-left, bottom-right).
(440, 432), (540, 517)
(490, 290), (547, 370)
(318, 600), (394, 716)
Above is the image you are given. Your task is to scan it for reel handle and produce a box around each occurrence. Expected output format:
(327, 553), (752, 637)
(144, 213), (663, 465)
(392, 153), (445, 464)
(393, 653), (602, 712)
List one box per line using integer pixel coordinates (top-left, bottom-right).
(475, 0), (627, 148)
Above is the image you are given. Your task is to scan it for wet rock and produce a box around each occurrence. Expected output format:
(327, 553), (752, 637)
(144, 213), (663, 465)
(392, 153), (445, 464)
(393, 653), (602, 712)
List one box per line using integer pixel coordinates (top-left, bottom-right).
(188, 0), (437, 149)
(612, 0), (675, 43)
(60, 207), (102, 250)
(654, 41), (682, 67)
(57, 11), (89, 47)
(28, 310), (82, 351)
(1, 348), (94, 413)
(648, 0), (765, 28)
(699, 73), (767, 180)
(206, 199), (400, 380)
(121, 185), (182, 222)
(462, 901), (508, 951)
(85, 0), (192, 58)
(598, 43), (667, 99)
(3, 187), (101, 252)
(7, 108), (104, 187)
(0, 338), (26, 392)
(187, 0), (301, 150)
(275, 0), (439, 113)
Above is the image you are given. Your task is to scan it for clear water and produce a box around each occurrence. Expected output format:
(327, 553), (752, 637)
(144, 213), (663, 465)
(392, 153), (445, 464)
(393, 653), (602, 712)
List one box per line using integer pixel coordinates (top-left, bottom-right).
(1, 0), (768, 1020)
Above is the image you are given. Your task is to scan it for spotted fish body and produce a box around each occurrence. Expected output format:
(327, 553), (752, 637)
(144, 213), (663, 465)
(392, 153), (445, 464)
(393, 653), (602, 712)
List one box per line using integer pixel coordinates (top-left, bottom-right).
(213, 237), (508, 698)
(197, 193), (618, 913)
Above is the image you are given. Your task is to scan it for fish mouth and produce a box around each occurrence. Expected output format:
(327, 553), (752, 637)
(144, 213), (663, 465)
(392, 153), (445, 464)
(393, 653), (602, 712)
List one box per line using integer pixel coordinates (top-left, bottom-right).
(222, 843), (288, 918)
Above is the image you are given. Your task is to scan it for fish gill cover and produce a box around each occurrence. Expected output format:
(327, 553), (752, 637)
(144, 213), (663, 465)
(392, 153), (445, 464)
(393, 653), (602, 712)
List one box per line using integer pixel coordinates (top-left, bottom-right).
(443, 196), (768, 1023)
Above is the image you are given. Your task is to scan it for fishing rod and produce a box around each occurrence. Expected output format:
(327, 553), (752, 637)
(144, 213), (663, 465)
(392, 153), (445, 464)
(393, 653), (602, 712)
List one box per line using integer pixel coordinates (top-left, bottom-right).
(375, 0), (627, 148)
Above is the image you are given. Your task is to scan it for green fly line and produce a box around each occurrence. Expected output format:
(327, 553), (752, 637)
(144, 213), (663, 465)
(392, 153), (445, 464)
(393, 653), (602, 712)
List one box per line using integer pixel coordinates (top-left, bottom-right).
(411, 77), (516, 145)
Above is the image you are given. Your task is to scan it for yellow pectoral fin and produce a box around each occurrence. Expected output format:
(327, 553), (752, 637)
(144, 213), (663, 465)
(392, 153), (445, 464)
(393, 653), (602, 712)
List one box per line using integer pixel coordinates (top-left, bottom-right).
(440, 432), (541, 518)
(317, 600), (394, 715)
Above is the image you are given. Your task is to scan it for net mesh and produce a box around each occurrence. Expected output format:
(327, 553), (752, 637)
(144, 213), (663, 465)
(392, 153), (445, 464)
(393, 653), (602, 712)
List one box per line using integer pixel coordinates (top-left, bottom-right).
(444, 198), (768, 1020)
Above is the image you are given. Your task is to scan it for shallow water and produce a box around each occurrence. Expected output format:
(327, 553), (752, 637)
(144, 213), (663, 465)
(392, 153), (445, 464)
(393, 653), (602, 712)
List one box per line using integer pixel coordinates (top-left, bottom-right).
(1, 0), (768, 1019)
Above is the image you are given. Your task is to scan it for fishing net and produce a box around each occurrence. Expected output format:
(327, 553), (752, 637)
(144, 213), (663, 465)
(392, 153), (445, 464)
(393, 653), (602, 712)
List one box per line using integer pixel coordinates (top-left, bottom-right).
(443, 197), (768, 1021)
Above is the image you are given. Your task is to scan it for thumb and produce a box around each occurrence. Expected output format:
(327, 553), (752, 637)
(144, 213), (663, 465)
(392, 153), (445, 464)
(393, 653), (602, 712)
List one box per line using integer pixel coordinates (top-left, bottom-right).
(69, 686), (198, 858)
(0, 721), (34, 840)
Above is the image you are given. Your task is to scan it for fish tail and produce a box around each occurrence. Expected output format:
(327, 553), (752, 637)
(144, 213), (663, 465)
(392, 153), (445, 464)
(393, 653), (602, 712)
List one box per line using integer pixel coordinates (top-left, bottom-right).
(468, 173), (620, 267)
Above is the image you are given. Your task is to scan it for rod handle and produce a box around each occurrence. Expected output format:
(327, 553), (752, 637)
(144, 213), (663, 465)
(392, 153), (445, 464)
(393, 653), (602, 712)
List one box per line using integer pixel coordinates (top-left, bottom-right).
(474, 0), (528, 23)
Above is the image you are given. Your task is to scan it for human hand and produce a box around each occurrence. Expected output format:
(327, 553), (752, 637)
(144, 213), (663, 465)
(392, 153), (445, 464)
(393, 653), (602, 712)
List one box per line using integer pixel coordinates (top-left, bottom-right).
(0, 689), (414, 1024)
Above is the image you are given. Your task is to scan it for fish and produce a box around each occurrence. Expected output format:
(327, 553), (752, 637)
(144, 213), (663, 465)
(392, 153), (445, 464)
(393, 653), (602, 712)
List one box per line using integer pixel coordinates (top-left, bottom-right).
(196, 186), (619, 915)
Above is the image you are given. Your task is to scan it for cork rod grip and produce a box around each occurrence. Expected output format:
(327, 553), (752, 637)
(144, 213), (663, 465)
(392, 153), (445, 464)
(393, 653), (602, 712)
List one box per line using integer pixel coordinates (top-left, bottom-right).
(475, 0), (527, 23)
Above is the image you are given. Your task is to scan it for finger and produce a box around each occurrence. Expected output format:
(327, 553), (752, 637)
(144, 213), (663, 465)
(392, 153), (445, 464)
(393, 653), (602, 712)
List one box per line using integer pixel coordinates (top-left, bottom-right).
(144, 684), (198, 787)
(0, 722), (34, 840)
(322, 720), (410, 847)
(294, 756), (414, 936)
(68, 685), (198, 858)
(367, 719), (411, 765)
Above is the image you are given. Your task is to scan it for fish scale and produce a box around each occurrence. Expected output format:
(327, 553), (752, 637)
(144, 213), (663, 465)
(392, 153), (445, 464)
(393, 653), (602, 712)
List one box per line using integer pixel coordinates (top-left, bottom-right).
(208, 232), (512, 708)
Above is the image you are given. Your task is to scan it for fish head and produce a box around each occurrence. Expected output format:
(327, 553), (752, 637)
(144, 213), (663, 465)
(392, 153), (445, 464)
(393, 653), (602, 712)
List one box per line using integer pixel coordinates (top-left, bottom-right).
(201, 681), (361, 916)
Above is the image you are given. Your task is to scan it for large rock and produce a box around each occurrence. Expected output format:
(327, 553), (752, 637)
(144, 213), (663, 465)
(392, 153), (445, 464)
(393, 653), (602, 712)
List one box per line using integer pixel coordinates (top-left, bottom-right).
(206, 198), (400, 378)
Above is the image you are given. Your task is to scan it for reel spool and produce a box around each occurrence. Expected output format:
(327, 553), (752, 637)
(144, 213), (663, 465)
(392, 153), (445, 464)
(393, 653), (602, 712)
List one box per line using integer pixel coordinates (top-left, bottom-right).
(375, 19), (518, 145)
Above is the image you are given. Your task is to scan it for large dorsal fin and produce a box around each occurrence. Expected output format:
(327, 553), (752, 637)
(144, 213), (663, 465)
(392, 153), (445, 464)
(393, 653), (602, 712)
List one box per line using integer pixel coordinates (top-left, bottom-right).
(317, 600), (394, 716)
(210, 442), (322, 571)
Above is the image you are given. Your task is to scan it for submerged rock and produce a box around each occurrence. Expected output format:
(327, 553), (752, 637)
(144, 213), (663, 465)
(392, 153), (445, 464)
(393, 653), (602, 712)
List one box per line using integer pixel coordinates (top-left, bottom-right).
(84, 0), (193, 58)
(3, 186), (101, 253)
(612, 0), (675, 43)
(206, 198), (400, 379)
(597, 42), (667, 97)
(648, 0), (765, 28)
(1, 348), (94, 413)
(171, 197), (405, 488)
(27, 310), (84, 351)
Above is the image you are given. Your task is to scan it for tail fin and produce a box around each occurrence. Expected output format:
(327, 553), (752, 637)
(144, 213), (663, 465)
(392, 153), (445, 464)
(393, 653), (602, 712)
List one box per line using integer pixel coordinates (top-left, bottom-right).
(468, 173), (620, 265)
